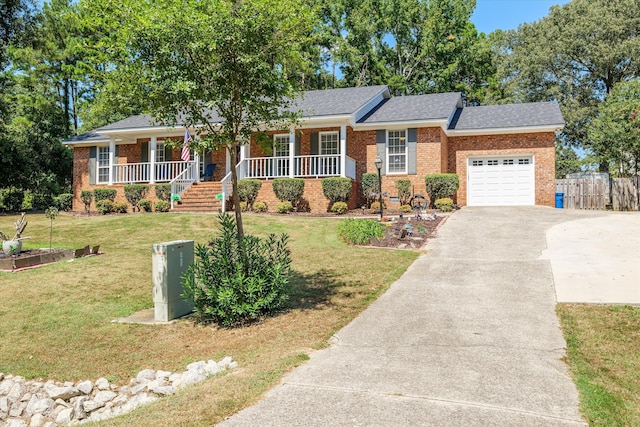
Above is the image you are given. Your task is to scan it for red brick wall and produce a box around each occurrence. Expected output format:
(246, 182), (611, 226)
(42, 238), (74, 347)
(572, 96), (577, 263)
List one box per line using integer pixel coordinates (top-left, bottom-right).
(447, 132), (556, 207)
(253, 178), (358, 213)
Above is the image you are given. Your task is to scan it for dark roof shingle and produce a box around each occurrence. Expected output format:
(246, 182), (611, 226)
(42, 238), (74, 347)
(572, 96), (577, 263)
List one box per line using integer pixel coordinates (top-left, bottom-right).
(449, 102), (564, 130)
(359, 92), (461, 123)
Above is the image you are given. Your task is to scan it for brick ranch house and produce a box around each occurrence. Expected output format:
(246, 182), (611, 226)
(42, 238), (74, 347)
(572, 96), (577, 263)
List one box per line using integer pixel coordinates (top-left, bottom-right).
(63, 85), (564, 212)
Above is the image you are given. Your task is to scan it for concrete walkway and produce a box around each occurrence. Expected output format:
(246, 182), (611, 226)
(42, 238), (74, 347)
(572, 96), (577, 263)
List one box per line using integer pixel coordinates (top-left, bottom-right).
(220, 207), (601, 426)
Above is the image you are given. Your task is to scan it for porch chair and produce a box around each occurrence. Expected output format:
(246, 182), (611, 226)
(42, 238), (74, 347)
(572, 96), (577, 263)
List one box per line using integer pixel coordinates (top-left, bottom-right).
(201, 163), (216, 181)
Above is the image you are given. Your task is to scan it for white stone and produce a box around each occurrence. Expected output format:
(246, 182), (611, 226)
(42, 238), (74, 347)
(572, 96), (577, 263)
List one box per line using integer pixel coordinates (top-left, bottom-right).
(229, 361), (238, 369)
(7, 383), (23, 401)
(28, 412), (47, 427)
(0, 396), (9, 412)
(93, 391), (117, 405)
(72, 396), (87, 420)
(94, 378), (110, 390)
(46, 385), (81, 400)
(129, 381), (147, 396)
(42, 423), (56, 427)
(82, 399), (104, 413)
(217, 356), (233, 369)
(76, 380), (93, 395)
(186, 361), (206, 372)
(5, 419), (28, 427)
(56, 407), (74, 424)
(155, 370), (172, 380)
(168, 373), (181, 383)
(54, 398), (71, 408)
(136, 369), (156, 382)
(28, 397), (54, 416)
(0, 373), (4, 381)
(20, 392), (32, 402)
(9, 401), (26, 417)
(112, 394), (129, 406)
(205, 360), (222, 375)
(150, 385), (175, 397)
(0, 379), (14, 396)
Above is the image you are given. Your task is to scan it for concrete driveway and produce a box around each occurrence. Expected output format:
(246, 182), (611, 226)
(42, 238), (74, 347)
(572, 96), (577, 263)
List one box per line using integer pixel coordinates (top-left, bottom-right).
(219, 207), (627, 426)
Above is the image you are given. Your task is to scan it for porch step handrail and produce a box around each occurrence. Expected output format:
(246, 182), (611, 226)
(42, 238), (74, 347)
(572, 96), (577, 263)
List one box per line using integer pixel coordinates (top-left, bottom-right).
(170, 161), (198, 209)
(220, 160), (245, 212)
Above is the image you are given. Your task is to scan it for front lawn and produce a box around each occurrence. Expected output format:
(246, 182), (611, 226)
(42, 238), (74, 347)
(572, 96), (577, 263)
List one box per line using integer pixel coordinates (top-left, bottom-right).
(0, 212), (418, 425)
(558, 304), (640, 427)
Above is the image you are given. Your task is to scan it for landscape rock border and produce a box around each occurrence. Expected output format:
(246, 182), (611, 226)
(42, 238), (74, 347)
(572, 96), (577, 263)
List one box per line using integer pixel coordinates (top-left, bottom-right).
(0, 357), (237, 426)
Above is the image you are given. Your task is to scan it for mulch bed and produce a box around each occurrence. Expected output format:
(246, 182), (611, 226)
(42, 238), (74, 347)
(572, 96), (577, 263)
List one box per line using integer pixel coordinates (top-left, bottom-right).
(370, 213), (446, 250)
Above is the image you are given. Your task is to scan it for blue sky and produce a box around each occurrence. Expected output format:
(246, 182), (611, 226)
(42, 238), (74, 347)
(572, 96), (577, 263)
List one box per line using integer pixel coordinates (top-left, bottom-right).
(472, 0), (571, 34)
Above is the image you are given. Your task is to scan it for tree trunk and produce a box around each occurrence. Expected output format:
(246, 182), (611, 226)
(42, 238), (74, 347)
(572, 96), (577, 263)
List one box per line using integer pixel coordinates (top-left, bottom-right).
(228, 142), (244, 240)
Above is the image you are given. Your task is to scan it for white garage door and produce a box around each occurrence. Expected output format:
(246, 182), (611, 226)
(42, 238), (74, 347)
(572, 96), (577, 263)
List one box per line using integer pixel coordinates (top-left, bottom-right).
(467, 156), (535, 206)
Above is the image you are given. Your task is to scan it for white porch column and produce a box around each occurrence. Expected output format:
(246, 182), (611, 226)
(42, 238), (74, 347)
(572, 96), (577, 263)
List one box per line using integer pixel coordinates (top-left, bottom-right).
(108, 137), (115, 185)
(340, 123), (347, 178)
(150, 136), (156, 184)
(195, 151), (200, 183)
(289, 127), (295, 178)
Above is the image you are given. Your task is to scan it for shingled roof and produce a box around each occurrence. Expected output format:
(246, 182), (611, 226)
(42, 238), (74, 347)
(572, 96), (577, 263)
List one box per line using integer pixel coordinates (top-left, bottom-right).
(449, 102), (564, 130)
(359, 92), (461, 124)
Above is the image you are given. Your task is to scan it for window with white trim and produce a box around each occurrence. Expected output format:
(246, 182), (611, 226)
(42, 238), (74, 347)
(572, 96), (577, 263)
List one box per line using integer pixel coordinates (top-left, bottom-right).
(320, 132), (339, 155)
(273, 134), (290, 176)
(387, 130), (407, 174)
(155, 142), (165, 163)
(97, 146), (110, 183)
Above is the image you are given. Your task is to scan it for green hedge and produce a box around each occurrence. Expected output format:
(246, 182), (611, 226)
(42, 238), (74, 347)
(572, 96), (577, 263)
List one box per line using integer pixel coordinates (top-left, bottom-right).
(124, 184), (149, 212)
(155, 184), (171, 202)
(272, 178), (305, 207)
(322, 177), (352, 204)
(237, 179), (262, 209)
(94, 188), (117, 203)
(424, 174), (459, 207)
(396, 179), (411, 205)
(337, 218), (385, 245)
(80, 190), (93, 213)
(54, 193), (73, 211)
(361, 173), (379, 207)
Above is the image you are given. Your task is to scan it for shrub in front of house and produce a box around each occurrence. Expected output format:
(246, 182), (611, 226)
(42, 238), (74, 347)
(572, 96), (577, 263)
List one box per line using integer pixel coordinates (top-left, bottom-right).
(361, 173), (379, 208)
(138, 198), (152, 212)
(112, 201), (129, 213)
(396, 179), (411, 205)
(80, 190), (93, 213)
(0, 188), (25, 212)
(400, 204), (412, 213)
(331, 201), (349, 215)
(369, 201), (386, 214)
(124, 184), (149, 212)
(276, 201), (293, 213)
(54, 193), (73, 211)
(337, 218), (385, 245)
(94, 188), (117, 203)
(272, 178), (305, 208)
(21, 191), (33, 211)
(32, 192), (54, 211)
(96, 200), (114, 215)
(182, 213), (292, 327)
(239, 201), (248, 212)
(434, 197), (454, 212)
(322, 177), (352, 204)
(424, 174), (459, 207)
(155, 200), (170, 212)
(237, 179), (262, 210)
(155, 183), (171, 201)
(253, 201), (267, 213)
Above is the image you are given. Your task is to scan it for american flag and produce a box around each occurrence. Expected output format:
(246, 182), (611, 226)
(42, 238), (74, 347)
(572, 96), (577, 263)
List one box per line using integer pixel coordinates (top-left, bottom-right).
(181, 129), (192, 162)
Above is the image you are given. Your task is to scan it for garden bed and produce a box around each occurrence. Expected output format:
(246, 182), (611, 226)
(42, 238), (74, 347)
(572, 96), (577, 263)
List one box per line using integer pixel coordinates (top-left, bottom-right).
(370, 214), (446, 249)
(0, 248), (75, 271)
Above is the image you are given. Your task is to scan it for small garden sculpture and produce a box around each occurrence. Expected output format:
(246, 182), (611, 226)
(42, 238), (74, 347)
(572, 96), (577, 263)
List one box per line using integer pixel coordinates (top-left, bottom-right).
(45, 207), (59, 252)
(0, 212), (29, 255)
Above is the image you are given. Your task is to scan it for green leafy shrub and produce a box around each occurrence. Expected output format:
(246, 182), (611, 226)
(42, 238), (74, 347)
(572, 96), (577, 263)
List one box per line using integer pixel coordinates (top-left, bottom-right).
(322, 177), (352, 204)
(337, 218), (385, 245)
(238, 179), (262, 209)
(139, 198), (152, 212)
(124, 184), (149, 212)
(155, 200), (170, 212)
(94, 188), (117, 203)
(434, 197), (454, 212)
(21, 191), (33, 211)
(369, 201), (386, 214)
(182, 213), (292, 326)
(239, 201), (248, 212)
(424, 174), (459, 207)
(400, 204), (412, 213)
(253, 201), (267, 212)
(331, 201), (349, 214)
(32, 192), (54, 211)
(361, 173), (379, 207)
(155, 184), (171, 201)
(396, 179), (411, 205)
(54, 193), (73, 211)
(80, 190), (93, 214)
(276, 201), (293, 213)
(112, 201), (129, 213)
(96, 200), (114, 215)
(0, 188), (25, 212)
(272, 178), (305, 208)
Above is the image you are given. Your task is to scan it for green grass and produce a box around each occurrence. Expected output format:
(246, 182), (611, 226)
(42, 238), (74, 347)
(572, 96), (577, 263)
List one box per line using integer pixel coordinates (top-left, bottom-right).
(557, 304), (640, 427)
(0, 212), (418, 425)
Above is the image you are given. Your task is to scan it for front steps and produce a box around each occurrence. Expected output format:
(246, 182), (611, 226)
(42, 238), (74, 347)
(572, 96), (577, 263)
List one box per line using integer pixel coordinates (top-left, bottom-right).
(171, 181), (223, 213)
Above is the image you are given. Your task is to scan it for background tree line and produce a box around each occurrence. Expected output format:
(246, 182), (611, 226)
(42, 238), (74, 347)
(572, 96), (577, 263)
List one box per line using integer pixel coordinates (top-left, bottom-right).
(1, 0), (638, 211)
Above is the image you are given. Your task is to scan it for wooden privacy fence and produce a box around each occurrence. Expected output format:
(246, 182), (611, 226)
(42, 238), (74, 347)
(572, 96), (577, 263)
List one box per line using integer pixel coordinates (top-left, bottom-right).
(555, 177), (639, 211)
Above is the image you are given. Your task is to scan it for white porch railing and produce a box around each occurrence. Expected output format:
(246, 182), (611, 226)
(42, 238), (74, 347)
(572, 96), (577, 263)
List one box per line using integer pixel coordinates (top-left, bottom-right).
(221, 160), (245, 212)
(113, 161), (191, 184)
(170, 161), (199, 208)
(244, 155), (348, 179)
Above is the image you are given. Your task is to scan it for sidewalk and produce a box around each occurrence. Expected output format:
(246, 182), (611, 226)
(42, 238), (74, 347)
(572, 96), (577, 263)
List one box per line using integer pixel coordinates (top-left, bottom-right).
(219, 207), (587, 426)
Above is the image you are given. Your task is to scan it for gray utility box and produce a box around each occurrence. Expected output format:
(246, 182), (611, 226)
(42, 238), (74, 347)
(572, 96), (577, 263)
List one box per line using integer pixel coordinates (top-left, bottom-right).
(152, 240), (194, 322)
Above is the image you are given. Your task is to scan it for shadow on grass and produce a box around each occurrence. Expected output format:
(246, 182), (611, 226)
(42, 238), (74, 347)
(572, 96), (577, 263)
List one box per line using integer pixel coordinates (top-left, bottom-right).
(286, 269), (349, 311)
